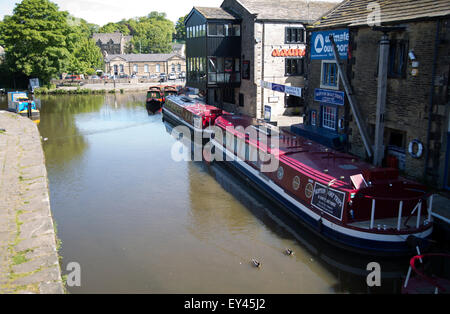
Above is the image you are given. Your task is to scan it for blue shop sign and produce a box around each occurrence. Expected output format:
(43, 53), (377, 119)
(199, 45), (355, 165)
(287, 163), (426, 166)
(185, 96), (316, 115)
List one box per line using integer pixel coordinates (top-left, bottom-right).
(314, 88), (345, 106)
(311, 29), (349, 60)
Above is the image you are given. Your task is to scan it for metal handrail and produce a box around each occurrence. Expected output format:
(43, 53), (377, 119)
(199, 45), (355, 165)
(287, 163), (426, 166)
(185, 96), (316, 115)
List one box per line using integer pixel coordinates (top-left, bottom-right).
(366, 194), (433, 231)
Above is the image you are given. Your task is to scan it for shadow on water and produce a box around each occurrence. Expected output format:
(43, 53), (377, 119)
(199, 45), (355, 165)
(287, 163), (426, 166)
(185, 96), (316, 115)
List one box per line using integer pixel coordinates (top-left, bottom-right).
(163, 121), (410, 294)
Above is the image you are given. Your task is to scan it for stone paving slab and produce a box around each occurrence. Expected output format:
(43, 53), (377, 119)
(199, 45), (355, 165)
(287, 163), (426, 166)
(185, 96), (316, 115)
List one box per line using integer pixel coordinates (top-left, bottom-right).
(0, 111), (64, 294)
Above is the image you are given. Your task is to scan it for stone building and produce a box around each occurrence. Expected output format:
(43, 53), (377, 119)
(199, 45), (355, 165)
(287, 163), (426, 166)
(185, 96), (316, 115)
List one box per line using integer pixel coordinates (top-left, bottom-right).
(303, 0), (450, 189)
(172, 43), (186, 57)
(92, 32), (133, 56)
(185, 0), (337, 126)
(104, 53), (186, 77)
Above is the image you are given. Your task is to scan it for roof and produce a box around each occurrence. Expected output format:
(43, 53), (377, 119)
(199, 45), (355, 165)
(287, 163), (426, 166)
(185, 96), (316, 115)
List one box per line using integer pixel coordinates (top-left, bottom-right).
(311, 0), (450, 29)
(92, 32), (132, 44)
(193, 6), (239, 20)
(230, 0), (339, 22)
(105, 53), (185, 63)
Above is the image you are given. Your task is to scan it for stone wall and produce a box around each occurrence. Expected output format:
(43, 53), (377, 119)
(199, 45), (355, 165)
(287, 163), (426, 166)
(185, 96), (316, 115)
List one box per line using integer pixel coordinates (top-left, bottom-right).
(305, 19), (450, 187)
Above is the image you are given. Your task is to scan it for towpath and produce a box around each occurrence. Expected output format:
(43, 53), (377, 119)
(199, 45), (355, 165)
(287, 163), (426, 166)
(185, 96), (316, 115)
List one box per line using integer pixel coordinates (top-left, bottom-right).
(0, 111), (64, 294)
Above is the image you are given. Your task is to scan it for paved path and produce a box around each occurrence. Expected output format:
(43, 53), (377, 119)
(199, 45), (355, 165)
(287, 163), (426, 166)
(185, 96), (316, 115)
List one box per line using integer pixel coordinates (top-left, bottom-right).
(0, 111), (64, 294)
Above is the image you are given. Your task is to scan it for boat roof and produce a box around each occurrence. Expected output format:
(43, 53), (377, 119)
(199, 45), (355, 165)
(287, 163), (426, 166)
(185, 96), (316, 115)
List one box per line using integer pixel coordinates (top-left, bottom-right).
(166, 95), (223, 116)
(215, 114), (409, 190)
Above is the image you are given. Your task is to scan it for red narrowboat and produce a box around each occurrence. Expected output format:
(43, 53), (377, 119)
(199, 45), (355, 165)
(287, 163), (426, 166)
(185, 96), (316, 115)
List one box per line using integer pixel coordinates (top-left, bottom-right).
(163, 95), (223, 136)
(146, 86), (164, 113)
(209, 114), (433, 255)
(163, 85), (178, 98)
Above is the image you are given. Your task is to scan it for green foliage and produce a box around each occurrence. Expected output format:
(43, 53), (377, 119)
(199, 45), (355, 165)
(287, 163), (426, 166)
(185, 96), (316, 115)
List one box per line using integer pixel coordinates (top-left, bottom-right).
(174, 15), (187, 43)
(0, 0), (72, 83)
(98, 12), (175, 54)
(0, 0), (102, 84)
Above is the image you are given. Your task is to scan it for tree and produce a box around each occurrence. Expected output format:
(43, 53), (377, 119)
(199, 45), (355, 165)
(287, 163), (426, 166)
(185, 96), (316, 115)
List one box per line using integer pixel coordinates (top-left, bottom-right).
(67, 38), (103, 75)
(0, 0), (72, 83)
(174, 15), (187, 43)
(98, 21), (130, 35)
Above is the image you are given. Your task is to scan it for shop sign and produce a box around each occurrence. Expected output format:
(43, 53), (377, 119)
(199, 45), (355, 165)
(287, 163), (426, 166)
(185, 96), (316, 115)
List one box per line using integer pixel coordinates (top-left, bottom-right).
(272, 48), (305, 57)
(314, 88), (345, 106)
(311, 29), (349, 60)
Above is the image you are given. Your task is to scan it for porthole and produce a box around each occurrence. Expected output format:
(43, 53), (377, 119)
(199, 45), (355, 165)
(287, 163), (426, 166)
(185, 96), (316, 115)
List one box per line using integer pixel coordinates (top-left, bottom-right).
(277, 166), (284, 180)
(292, 176), (300, 190)
(305, 183), (314, 198)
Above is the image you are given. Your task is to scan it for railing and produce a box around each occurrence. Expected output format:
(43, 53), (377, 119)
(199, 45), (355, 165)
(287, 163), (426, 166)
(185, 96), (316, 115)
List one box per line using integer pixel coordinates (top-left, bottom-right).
(359, 192), (433, 231)
(404, 253), (450, 294)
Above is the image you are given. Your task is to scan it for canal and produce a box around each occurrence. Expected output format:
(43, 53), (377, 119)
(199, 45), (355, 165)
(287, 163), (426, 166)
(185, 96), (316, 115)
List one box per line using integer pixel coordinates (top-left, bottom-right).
(0, 93), (409, 293)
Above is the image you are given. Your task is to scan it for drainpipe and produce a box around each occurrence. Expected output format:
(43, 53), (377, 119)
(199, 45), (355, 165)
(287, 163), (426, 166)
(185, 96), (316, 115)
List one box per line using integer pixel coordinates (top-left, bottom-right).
(373, 33), (390, 167)
(423, 20), (441, 180)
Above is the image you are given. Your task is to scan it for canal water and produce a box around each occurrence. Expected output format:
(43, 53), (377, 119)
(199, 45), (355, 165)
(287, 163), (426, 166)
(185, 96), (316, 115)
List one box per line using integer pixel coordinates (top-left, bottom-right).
(0, 93), (409, 293)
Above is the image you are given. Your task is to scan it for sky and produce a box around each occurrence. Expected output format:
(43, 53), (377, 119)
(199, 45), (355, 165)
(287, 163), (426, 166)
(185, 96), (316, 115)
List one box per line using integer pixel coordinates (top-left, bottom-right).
(0, 0), (223, 25)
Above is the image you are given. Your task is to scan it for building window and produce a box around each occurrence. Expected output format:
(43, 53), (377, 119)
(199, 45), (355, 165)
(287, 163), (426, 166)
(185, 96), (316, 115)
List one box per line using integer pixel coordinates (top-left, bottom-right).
(285, 95), (303, 107)
(156, 64), (160, 73)
(286, 28), (304, 44)
(171, 64), (175, 72)
(322, 105), (337, 130)
(119, 64), (124, 73)
(388, 40), (408, 78)
(177, 64), (181, 72)
(223, 87), (235, 104)
(321, 61), (339, 89)
(208, 23), (217, 36)
(144, 64), (149, 73)
(233, 24), (240, 36)
(133, 64), (138, 73)
(285, 58), (304, 76)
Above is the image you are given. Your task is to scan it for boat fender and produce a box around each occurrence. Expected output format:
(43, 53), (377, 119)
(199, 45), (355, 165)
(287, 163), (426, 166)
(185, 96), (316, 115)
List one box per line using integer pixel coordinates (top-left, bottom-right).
(408, 139), (423, 158)
(406, 235), (428, 251)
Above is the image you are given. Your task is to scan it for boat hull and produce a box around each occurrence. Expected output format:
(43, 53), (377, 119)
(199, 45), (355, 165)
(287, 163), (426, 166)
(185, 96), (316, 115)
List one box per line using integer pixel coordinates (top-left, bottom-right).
(212, 139), (432, 256)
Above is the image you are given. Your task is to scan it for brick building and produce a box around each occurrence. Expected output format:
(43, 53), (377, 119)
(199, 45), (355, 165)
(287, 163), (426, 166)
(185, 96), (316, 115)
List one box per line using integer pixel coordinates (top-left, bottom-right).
(105, 53), (186, 77)
(185, 0), (337, 126)
(92, 32), (133, 56)
(302, 0), (450, 189)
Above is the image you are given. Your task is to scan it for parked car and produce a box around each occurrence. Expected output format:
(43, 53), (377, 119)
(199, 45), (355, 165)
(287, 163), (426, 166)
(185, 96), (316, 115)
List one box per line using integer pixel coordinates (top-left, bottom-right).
(119, 74), (129, 79)
(150, 74), (158, 79)
(168, 73), (177, 80)
(89, 75), (100, 80)
(159, 73), (167, 82)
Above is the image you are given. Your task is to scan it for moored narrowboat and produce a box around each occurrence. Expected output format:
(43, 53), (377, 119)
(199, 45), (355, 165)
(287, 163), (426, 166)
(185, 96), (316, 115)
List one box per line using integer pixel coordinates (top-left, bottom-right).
(7, 92), (40, 119)
(209, 114), (433, 255)
(146, 86), (164, 113)
(163, 95), (222, 137)
(163, 85), (178, 98)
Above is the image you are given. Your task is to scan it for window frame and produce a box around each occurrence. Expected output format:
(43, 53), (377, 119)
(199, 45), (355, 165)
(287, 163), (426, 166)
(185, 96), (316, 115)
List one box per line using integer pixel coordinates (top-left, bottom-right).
(285, 27), (305, 44)
(285, 58), (304, 76)
(321, 105), (338, 131)
(320, 60), (340, 90)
